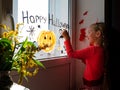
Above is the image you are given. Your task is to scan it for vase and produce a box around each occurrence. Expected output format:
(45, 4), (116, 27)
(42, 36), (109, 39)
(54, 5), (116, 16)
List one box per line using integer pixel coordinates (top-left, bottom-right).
(0, 71), (13, 90)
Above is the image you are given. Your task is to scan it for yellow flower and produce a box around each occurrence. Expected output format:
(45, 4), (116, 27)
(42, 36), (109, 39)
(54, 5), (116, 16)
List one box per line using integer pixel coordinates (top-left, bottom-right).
(33, 67), (39, 76)
(26, 72), (32, 77)
(2, 32), (8, 38)
(16, 23), (24, 30)
(0, 24), (8, 30)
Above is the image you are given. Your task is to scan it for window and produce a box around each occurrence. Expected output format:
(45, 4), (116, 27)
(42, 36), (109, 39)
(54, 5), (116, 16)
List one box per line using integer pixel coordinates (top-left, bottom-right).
(13, 0), (70, 60)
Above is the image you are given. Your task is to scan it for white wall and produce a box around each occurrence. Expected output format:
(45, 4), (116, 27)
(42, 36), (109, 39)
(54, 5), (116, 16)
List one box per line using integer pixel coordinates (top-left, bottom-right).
(76, 0), (104, 50)
(75, 0), (105, 89)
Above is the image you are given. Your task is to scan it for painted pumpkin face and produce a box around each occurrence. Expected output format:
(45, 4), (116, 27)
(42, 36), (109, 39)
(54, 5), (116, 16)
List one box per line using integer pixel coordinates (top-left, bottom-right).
(37, 30), (56, 52)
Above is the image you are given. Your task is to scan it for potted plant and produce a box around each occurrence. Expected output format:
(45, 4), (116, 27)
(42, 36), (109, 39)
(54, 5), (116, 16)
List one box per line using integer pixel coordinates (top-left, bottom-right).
(0, 23), (46, 89)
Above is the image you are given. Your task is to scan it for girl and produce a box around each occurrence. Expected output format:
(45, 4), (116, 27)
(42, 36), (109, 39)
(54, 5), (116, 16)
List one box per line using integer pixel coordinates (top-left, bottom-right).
(61, 22), (107, 90)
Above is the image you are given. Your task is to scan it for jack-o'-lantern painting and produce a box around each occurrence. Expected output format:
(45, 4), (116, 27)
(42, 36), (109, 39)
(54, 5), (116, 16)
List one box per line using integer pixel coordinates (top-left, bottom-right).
(37, 30), (56, 52)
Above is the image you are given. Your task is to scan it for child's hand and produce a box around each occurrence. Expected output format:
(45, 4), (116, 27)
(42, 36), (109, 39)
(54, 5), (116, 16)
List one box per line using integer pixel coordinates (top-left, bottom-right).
(61, 29), (70, 40)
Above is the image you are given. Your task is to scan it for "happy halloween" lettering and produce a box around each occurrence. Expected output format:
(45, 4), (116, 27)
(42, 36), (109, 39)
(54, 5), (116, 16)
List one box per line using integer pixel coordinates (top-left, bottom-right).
(22, 11), (70, 29)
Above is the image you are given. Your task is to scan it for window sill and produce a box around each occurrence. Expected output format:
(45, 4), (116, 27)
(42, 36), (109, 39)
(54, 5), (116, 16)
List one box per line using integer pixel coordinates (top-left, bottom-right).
(39, 56), (72, 68)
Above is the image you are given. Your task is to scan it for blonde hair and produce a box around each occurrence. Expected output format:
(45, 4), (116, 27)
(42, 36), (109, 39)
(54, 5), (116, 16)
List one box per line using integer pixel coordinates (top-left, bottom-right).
(90, 22), (106, 48)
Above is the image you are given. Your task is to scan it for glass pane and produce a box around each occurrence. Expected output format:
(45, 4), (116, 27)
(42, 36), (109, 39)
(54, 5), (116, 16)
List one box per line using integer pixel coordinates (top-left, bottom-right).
(13, 0), (69, 60)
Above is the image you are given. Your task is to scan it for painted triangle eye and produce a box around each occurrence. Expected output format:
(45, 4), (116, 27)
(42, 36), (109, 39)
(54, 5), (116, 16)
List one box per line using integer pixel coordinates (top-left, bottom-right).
(44, 36), (46, 39)
(49, 37), (51, 40)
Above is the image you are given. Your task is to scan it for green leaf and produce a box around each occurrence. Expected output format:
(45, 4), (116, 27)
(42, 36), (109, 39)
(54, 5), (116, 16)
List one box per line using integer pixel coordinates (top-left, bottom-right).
(34, 60), (46, 69)
(0, 38), (12, 45)
(24, 75), (28, 82)
(14, 38), (28, 57)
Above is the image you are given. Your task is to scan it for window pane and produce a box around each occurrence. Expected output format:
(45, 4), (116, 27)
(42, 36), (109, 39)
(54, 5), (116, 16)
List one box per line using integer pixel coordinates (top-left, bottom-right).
(13, 0), (69, 60)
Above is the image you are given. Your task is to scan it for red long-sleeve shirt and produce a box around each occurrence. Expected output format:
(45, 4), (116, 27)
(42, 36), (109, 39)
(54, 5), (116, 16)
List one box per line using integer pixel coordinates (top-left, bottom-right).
(64, 39), (104, 81)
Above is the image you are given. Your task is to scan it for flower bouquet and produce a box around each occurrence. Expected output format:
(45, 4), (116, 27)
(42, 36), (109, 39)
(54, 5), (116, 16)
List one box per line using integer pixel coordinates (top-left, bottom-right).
(0, 23), (46, 86)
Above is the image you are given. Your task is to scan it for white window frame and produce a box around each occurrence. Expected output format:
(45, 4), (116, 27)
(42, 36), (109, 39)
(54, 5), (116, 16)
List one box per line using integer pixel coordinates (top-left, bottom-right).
(12, 0), (75, 61)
